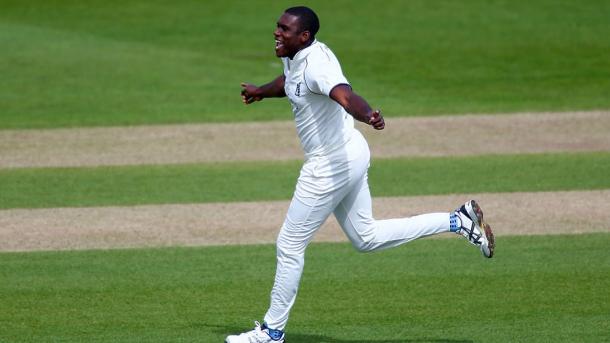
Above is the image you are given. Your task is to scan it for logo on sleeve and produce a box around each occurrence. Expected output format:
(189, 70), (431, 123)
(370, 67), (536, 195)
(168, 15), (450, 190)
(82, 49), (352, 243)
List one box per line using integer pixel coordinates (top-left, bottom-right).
(295, 82), (301, 96)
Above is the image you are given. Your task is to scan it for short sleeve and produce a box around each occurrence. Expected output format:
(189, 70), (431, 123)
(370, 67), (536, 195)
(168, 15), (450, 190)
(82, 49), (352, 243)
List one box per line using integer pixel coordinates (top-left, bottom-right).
(304, 47), (349, 96)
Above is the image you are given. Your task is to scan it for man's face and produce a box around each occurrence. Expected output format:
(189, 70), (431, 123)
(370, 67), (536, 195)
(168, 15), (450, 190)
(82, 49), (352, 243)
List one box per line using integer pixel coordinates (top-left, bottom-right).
(274, 13), (308, 59)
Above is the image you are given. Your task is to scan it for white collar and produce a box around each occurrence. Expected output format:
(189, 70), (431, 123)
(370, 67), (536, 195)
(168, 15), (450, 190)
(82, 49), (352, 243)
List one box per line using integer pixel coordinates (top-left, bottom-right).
(291, 39), (318, 61)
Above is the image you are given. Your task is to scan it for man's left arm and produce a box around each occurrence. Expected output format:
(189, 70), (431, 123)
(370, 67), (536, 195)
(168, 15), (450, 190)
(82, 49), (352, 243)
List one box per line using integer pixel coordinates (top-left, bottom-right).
(329, 85), (385, 130)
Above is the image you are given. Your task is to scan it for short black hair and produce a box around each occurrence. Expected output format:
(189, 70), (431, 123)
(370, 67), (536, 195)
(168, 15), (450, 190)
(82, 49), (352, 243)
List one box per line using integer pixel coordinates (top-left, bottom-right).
(285, 6), (319, 38)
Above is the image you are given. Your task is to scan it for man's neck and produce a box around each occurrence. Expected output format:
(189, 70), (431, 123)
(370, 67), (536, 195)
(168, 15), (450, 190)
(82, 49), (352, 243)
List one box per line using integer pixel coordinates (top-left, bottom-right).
(289, 39), (315, 60)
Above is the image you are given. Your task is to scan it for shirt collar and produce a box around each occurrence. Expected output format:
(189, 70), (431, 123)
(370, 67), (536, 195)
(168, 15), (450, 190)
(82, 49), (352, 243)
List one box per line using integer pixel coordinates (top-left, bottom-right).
(291, 39), (318, 61)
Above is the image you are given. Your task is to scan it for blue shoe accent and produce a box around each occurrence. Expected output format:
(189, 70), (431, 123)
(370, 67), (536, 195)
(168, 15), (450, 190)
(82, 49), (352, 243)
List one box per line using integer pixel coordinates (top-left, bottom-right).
(449, 212), (459, 232)
(268, 329), (283, 341)
(262, 323), (284, 341)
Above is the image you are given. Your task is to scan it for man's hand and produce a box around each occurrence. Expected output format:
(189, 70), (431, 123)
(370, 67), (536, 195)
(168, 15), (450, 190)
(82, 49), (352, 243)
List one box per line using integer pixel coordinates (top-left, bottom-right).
(369, 110), (385, 130)
(329, 85), (385, 130)
(240, 83), (262, 104)
(240, 76), (286, 104)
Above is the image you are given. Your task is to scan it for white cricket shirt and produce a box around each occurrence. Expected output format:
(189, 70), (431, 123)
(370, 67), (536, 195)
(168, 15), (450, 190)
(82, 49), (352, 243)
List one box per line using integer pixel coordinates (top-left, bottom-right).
(282, 40), (355, 159)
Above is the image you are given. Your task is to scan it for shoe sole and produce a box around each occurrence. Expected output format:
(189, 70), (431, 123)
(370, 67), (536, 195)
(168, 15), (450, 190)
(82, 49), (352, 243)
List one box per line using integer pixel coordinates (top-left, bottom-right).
(467, 200), (495, 258)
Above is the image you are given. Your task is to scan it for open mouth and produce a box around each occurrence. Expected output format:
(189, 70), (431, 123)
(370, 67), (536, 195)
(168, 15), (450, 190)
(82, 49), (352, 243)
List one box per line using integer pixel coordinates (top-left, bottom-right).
(275, 39), (283, 51)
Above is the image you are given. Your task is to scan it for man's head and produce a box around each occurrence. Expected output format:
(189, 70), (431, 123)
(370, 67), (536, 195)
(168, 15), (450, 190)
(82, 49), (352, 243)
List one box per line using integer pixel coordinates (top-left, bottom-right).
(274, 6), (319, 59)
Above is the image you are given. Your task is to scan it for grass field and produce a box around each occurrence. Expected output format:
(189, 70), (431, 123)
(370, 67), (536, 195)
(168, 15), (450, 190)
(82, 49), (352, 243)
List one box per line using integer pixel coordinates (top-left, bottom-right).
(1, 234), (609, 342)
(2, 0), (610, 342)
(1, 152), (610, 209)
(1, 0), (610, 128)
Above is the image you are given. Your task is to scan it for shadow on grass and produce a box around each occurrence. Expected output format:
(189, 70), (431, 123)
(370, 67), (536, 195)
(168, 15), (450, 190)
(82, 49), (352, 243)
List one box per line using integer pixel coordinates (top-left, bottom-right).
(288, 333), (473, 343)
(211, 324), (472, 343)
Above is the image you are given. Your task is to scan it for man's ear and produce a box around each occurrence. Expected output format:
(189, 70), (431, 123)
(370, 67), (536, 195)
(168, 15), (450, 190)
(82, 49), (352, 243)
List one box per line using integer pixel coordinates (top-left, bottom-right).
(300, 30), (310, 43)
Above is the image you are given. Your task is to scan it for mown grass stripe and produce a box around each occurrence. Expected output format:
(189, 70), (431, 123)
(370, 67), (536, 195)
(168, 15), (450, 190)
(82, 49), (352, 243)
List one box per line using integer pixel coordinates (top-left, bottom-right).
(1, 152), (609, 209)
(0, 234), (608, 342)
(1, 0), (610, 128)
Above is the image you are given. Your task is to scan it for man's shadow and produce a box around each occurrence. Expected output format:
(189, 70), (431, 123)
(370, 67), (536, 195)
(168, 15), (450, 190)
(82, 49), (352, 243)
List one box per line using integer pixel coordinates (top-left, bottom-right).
(288, 332), (473, 343)
(212, 324), (473, 343)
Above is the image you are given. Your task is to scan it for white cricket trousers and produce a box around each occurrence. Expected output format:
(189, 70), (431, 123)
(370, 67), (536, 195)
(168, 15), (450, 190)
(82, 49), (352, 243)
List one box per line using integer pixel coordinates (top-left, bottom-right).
(263, 130), (450, 330)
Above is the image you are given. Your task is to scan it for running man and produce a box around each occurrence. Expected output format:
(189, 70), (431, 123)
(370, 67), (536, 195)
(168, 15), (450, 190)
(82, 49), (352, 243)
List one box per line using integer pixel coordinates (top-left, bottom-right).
(226, 6), (494, 343)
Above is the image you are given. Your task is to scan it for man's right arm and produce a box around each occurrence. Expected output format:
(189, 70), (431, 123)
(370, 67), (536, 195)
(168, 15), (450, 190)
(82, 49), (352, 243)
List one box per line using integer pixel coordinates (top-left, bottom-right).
(240, 75), (286, 104)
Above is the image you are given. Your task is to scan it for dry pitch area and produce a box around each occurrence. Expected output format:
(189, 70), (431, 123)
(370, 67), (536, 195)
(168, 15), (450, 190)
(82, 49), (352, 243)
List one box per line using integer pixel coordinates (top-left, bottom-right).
(1, 111), (609, 251)
(2, 111), (609, 168)
(2, 191), (609, 252)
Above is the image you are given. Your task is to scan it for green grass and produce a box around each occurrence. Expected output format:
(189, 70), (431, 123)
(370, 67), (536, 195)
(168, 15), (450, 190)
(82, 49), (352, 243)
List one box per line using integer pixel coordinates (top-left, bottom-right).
(1, 2), (608, 341)
(1, 152), (609, 209)
(1, 0), (609, 128)
(1, 234), (608, 342)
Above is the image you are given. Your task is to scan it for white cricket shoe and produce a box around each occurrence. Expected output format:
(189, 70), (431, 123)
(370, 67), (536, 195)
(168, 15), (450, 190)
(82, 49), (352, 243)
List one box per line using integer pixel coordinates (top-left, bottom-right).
(225, 321), (285, 343)
(453, 200), (495, 258)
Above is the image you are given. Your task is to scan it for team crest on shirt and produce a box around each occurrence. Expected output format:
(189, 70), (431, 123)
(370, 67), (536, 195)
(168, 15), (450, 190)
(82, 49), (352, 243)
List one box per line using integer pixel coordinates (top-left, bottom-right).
(295, 82), (301, 96)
